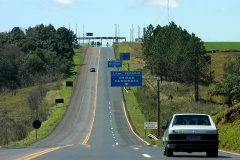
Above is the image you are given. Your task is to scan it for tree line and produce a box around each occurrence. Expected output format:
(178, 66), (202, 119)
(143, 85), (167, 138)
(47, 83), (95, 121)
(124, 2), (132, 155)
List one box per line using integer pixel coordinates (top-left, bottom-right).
(140, 21), (240, 109)
(135, 22), (240, 135)
(212, 54), (240, 107)
(142, 22), (211, 101)
(0, 24), (78, 94)
(0, 24), (78, 146)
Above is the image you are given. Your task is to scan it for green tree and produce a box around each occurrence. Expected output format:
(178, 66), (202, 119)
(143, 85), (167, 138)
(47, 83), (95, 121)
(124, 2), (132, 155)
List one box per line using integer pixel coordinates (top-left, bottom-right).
(0, 44), (25, 90)
(224, 54), (240, 76)
(9, 27), (25, 43)
(142, 22), (210, 101)
(25, 54), (45, 75)
(212, 75), (240, 107)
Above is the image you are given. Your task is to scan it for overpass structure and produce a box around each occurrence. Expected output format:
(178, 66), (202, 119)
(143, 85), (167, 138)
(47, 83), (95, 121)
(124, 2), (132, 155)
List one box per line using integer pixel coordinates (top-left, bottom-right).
(77, 37), (126, 45)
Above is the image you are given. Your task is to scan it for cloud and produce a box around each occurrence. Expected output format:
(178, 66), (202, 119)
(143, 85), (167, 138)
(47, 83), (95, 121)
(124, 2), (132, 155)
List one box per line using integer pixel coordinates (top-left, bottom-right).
(51, 0), (78, 5)
(41, 5), (62, 11)
(40, 0), (79, 11)
(142, 0), (180, 9)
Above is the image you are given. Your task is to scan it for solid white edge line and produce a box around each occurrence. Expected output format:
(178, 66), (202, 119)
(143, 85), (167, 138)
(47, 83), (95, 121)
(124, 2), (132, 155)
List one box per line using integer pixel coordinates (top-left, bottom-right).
(122, 101), (150, 145)
(219, 149), (240, 156)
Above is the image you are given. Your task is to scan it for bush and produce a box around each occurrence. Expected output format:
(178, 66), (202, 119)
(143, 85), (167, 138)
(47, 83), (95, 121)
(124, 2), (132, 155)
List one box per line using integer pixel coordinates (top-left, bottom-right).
(28, 85), (50, 121)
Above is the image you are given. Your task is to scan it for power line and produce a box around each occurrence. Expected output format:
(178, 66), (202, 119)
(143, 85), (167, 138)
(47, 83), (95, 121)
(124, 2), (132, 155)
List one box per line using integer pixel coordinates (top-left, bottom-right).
(168, 0), (170, 23)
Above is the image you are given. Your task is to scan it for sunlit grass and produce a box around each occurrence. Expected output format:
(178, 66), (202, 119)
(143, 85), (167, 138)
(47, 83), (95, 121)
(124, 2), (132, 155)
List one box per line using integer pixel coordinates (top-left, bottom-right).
(114, 42), (230, 146)
(6, 47), (86, 147)
(204, 42), (240, 50)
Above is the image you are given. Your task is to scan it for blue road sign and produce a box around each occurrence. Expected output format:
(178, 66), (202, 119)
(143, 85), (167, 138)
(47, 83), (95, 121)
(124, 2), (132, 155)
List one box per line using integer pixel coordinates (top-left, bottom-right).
(120, 53), (130, 61)
(111, 71), (142, 87)
(108, 60), (122, 68)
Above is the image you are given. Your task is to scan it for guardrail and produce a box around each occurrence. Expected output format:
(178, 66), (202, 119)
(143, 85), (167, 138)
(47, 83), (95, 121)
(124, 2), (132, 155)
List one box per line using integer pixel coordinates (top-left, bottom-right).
(148, 134), (158, 141)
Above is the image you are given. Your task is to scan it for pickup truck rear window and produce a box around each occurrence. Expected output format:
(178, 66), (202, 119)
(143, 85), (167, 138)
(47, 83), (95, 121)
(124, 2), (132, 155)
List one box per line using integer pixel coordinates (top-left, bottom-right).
(173, 115), (211, 125)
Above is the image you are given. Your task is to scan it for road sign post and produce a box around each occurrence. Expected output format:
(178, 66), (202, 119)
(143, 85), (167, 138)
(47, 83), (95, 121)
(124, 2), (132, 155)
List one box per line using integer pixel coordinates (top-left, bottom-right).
(111, 71), (142, 87)
(108, 60), (122, 68)
(32, 120), (42, 139)
(143, 77), (161, 138)
(144, 122), (157, 138)
(66, 81), (73, 87)
(120, 53), (130, 61)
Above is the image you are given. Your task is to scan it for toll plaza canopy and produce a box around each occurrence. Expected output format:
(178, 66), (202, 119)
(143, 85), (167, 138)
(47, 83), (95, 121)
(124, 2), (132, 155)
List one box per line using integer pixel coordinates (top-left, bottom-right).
(77, 37), (126, 41)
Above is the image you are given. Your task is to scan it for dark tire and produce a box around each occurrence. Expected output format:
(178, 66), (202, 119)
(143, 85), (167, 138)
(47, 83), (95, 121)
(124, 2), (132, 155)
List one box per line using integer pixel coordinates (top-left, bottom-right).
(207, 148), (218, 157)
(163, 147), (166, 155)
(166, 147), (173, 157)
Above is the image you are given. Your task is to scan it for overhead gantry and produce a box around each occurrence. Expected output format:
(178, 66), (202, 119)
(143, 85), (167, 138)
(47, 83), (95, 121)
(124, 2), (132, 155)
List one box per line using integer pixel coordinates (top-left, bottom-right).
(77, 37), (126, 46)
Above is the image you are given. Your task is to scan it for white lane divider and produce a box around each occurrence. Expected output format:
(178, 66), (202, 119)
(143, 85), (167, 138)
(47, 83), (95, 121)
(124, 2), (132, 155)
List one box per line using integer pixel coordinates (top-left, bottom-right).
(109, 101), (118, 145)
(142, 154), (151, 158)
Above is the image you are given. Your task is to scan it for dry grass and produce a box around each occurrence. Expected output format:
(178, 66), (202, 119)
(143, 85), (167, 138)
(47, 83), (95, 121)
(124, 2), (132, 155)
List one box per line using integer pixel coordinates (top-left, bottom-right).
(114, 42), (228, 142)
(209, 52), (238, 82)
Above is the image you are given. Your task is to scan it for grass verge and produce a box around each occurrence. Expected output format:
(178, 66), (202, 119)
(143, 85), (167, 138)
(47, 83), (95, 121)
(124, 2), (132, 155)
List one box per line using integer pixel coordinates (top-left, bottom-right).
(7, 46), (88, 147)
(204, 42), (240, 50)
(114, 42), (234, 147)
(115, 43), (163, 146)
(212, 103), (240, 153)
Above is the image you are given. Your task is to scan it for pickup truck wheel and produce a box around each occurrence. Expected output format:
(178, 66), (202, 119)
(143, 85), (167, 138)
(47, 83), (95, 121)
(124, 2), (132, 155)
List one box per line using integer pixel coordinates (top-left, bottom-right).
(207, 148), (218, 157)
(166, 147), (173, 157)
(163, 147), (166, 155)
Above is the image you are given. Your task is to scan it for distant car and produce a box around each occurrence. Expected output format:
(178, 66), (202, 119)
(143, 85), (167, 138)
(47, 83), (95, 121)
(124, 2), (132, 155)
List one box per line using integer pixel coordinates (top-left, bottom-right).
(161, 113), (219, 157)
(108, 58), (112, 61)
(90, 67), (95, 72)
(97, 42), (101, 46)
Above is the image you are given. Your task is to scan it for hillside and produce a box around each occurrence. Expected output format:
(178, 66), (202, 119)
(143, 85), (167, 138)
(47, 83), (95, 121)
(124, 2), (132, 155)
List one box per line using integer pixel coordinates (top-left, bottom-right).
(114, 42), (240, 151)
(213, 103), (240, 152)
(0, 47), (86, 147)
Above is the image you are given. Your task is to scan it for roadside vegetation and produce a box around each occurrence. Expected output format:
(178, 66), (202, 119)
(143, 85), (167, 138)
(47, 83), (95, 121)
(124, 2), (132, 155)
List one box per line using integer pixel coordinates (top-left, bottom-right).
(114, 23), (240, 150)
(0, 24), (87, 147)
(204, 42), (240, 51)
(1, 22), (240, 152)
(0, 47), (86, 147)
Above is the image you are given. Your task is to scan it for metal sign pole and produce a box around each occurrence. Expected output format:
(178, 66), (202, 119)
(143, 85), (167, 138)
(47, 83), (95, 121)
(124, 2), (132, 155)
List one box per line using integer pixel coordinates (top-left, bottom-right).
(157, 79), (160, 138)
(142, 77), (161, 137)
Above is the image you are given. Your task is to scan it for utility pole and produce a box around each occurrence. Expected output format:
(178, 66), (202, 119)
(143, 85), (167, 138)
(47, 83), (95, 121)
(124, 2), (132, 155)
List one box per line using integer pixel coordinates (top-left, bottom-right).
(157, 79), (160, 137)
(130, 29), (132, 42)
(118, 25), (120, 43)
(115, 24), (117, 44)
(138, 25), (140, 39)
(142, 77), (161, 138)
(76, 23), (77, 35)
(83, 24), (84, 45)
(168, 0), (170, 23)
(132, 24), (134, 42)
(194, 48), (199, 101)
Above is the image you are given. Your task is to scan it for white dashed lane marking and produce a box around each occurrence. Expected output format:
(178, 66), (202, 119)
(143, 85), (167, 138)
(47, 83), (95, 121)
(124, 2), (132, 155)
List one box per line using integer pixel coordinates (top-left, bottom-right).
(109, 101), (118, 145)
(142, 154), (151, 158)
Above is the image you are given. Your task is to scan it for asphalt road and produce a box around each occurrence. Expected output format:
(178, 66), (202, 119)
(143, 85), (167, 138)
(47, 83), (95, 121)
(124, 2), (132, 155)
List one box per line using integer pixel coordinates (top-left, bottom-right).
(0, 47), (240, 160)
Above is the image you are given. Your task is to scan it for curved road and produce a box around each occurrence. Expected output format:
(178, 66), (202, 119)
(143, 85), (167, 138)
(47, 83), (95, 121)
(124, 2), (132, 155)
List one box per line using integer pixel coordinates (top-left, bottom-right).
(0, 47), (240, 160)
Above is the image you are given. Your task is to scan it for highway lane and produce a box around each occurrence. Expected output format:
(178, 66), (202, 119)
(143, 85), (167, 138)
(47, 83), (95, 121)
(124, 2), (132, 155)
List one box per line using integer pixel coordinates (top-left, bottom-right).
(1, 47), (240, 159)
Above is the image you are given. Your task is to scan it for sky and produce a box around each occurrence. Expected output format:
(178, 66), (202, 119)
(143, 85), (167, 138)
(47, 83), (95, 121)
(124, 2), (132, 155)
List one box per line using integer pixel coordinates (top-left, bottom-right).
(0, 0), (240, 45)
